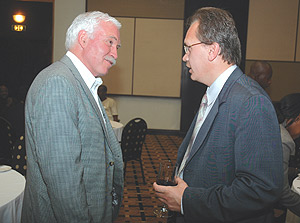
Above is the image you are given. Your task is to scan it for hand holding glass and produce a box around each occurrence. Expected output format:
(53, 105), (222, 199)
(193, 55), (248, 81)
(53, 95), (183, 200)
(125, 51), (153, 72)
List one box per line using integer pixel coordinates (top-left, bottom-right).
(153, 160), (178, 218)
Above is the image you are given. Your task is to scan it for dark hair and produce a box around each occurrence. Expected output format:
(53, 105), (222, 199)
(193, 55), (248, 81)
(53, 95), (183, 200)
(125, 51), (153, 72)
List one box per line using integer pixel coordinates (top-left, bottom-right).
(249, 61), (272, 78)
(98, 85), (107, 92)
(188, 7), (241, 66)
(276, 93), (300, 128)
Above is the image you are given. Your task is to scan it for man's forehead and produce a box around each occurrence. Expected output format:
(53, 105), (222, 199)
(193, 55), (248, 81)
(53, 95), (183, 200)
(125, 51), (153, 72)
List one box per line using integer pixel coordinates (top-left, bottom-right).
(185, 22), (199, 42)
(100, 21), (120, 36)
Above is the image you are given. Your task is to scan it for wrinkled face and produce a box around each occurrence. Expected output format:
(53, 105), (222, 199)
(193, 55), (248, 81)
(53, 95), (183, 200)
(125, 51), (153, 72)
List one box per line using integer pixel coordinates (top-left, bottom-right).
(82, 21), (121, 77)
(182, 22), (211, 85)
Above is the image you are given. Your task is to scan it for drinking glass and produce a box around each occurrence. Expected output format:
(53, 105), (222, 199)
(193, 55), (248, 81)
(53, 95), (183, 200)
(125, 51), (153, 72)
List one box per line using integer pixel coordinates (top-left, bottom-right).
(153, 160), (178, 218)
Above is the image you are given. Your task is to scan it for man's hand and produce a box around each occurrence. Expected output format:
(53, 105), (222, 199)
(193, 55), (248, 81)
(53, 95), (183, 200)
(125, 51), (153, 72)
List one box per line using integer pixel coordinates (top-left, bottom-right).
(153, 177), (188, 212)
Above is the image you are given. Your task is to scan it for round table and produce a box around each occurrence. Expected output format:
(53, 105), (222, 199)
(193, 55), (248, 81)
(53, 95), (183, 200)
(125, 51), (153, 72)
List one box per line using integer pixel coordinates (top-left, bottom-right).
(110, 120), (124, 142)
(286, 176), (300, 223)
(0, 167), (26, 223)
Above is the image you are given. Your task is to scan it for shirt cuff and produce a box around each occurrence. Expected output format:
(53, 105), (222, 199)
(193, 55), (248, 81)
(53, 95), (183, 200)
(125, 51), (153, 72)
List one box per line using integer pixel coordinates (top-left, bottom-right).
(181, 196), (184, 215)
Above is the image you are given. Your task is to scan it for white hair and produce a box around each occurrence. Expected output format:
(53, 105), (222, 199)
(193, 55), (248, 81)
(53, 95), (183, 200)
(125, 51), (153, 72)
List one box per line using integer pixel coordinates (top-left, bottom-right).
(65, 11), (121, 50)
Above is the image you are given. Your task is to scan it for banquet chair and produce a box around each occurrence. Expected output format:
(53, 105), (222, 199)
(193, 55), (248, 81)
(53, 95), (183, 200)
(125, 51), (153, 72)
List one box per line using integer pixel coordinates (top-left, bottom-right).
(121, 118), (147, 184)
(0, 116), (15, 165)
(11, 135), (27, 176)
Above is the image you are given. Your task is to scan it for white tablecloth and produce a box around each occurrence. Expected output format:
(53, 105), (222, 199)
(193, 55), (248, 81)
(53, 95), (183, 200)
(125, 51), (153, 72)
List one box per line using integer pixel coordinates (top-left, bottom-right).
(0, 166), (26, 223)
(0, 167), (26, 223)
(110, 120), (124, 142)
(286, 176), (300, 223)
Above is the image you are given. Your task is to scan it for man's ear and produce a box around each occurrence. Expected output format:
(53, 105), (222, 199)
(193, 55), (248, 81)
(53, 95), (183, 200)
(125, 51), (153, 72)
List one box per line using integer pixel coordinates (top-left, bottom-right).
(208, 42), (220, 62)
(78, 30), (88, 48)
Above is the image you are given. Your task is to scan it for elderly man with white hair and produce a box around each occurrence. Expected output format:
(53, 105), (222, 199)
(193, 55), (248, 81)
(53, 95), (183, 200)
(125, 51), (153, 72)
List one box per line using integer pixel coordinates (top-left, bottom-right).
(22, 11), (124, 223)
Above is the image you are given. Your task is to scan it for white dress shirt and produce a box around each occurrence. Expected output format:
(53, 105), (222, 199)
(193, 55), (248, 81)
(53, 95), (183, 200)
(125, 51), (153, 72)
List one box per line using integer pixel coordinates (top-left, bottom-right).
(66, 51), (106, 125)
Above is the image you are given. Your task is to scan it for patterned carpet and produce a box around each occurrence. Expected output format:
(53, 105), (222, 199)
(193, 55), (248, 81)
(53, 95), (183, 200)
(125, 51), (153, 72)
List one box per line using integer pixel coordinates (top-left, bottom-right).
(114, 133), (287, 222)
(115, 134), (184, 223)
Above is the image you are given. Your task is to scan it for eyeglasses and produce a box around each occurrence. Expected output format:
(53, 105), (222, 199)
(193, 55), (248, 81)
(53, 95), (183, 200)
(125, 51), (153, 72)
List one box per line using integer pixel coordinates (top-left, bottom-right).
(184, 42), (206, 54)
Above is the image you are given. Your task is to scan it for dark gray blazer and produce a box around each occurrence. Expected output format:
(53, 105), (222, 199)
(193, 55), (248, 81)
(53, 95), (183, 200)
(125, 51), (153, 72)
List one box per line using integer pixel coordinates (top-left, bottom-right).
(21, 55), (124, 223)
(175, 67), (283, 223)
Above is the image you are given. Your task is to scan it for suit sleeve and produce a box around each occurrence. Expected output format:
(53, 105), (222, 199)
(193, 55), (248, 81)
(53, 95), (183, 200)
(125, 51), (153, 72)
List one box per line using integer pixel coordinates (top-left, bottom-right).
(279, 127), (300, 216)
(32, 76), (92, 222)
(183, 95), (283, 222)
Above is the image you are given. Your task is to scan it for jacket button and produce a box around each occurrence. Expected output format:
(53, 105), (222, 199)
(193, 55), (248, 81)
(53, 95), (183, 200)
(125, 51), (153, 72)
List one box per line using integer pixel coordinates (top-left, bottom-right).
(109, 161), (114, 166)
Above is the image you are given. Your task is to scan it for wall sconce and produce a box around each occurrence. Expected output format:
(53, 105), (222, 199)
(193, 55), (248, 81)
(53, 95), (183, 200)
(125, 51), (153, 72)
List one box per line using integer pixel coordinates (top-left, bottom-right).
(13, 14), (26, 23)
(12, 13), (26, 32)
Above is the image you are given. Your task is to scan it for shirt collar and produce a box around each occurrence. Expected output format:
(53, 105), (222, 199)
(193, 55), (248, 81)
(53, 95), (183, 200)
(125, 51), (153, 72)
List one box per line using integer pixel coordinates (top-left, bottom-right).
(206, 65), (237, 106)
(66, 51), (103, 90)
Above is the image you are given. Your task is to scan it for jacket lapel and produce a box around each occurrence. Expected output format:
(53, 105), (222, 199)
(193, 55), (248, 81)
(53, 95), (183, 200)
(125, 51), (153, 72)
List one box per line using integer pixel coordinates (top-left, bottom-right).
(59, 56), (113, 146)
(186, 67), (244, 164)
(177, 115), (197, 165)
(186, 98), (219, 163)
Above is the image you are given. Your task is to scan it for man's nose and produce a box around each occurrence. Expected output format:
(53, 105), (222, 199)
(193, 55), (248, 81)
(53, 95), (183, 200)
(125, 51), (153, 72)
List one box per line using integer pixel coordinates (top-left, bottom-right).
(110, 46), (118, 59)
(182, 52), (188, 62)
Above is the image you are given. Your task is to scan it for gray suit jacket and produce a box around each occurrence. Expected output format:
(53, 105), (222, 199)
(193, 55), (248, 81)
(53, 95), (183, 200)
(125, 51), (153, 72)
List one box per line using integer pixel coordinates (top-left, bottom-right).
(175, 67), (283, 223)
(21, 55), (124, 223)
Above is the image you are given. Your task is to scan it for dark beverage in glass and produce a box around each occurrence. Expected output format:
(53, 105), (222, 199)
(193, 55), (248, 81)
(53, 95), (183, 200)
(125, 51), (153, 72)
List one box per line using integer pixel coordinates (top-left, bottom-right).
(153, 160), (178, 218)
(156, 179), (177, 186)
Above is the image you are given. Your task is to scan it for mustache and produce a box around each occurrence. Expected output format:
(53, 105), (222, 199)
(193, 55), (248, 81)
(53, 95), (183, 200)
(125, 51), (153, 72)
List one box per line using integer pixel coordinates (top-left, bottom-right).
(105, 56), (116, 66)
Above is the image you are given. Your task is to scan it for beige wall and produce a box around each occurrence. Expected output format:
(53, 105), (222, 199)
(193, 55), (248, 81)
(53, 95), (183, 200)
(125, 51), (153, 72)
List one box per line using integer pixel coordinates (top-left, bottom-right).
(246, 0), (298, 61)
(245, 61), (300, 101)
(246, 0), (300, 101)
(53, 0), (86, 61)
(114, 96), (181, 130)
(51, 0), (182, 130)
(100, 17), (183, 97)
(52, 0), (299, 130)
(87, 0), (184, 129)
(88, 1), (184, 98)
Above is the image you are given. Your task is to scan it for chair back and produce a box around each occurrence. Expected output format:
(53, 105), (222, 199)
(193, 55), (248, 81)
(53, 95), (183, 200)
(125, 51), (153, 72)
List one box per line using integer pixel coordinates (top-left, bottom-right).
(121, 118), (147, 162)
(0, 117), (15, 165)
(11, 135), (27, 176)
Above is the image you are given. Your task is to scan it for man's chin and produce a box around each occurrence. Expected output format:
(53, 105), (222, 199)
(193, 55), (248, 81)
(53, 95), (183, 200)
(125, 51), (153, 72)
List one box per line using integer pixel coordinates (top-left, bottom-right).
(190, 73), (196, 81)
(95, 70), (109, 77)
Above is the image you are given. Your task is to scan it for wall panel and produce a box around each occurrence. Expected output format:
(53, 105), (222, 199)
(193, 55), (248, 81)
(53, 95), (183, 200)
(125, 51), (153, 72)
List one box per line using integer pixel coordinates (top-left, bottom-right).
(246, 0), (298, 61)
(133, 18), (183, 97)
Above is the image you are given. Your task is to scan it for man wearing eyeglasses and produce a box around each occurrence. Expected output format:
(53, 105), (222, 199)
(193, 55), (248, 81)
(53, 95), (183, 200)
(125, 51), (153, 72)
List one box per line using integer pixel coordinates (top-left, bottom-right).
(22, 11), (124, 223)
(153, 7), (283, 223)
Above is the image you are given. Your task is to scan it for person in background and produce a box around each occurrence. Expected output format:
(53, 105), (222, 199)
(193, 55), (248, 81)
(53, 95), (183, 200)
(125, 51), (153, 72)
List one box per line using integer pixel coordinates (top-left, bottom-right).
(153, 7), (283, 223)
(0, 84), (19, 116)
(98, 84), (119, 122)
(21, 11), (124, 223)
(248, 60), (273, 90)
(0, 84), (25, 137)
(275, 93), (300, 218)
